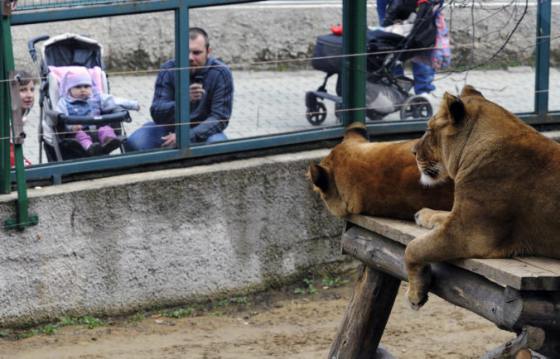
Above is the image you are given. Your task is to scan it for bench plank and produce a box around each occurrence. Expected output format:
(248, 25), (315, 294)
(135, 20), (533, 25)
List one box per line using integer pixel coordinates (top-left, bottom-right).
(347, 215), (560, 291)
(514, 257), (560, 276)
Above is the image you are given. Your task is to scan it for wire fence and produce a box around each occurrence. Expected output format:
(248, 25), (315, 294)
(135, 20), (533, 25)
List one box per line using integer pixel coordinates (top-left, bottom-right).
(4, 0), (559, 165)
(12, 0), (153, 12)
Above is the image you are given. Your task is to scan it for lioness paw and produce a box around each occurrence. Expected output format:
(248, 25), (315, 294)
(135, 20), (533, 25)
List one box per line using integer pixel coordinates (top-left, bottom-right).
(414, 208), (436, 228)
(414, 208), (450, 229)
(406, 287), (429, 310)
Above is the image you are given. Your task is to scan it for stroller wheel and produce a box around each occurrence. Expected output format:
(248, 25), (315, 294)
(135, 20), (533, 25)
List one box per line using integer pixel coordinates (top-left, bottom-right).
(306, 101), (327, 126)
(400, 96), (433, 121)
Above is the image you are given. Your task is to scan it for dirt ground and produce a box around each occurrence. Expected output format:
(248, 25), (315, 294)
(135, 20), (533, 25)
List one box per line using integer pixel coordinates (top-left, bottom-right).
(0, 266), (514, 359)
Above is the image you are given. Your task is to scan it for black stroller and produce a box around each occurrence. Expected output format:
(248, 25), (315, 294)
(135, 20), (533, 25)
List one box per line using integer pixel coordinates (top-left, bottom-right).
(305, 0), (441, 125)
(27, 33), (132, 162)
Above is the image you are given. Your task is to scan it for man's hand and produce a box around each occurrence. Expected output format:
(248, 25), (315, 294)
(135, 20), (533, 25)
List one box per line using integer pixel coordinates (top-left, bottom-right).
(190, 83), (205, 102)
(161, 132), (176, 148)
(70, 125), (83, 132)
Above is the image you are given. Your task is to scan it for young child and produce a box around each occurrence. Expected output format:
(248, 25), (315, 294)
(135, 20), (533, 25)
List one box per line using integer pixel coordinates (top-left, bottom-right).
(56, 68), (139, 156)
(10, 70), (35, 167)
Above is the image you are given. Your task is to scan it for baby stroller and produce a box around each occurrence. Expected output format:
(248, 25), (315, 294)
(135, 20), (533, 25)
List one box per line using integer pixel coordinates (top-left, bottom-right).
(305, 0), (440, 125)
(27, 33), (132, 163)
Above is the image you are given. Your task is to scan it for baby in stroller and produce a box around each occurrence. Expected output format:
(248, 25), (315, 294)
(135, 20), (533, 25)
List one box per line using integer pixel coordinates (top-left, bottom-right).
(55, 67), (139, 156)
(27, 33), (139, 162)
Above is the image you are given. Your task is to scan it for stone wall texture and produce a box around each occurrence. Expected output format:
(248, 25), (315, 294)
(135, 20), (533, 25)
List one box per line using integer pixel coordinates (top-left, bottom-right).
(0, 149), (344, 327)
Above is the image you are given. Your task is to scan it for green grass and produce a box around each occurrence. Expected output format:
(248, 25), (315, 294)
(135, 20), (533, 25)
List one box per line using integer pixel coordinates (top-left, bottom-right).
(78, 316), (104, 329)
(321, 276), (348, 289)
(128, 312), (146, 323)
(160, 307), (194, 319)
(294, 278), (318, 295)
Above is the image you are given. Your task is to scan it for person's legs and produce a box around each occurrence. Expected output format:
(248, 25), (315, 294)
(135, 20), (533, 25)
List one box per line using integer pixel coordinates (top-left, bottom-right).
(75, 130), (93, 150)
(124, 121), (168, 151)
(97, 125), (117, 144)
(376, 0), (388, 24)
(412, 61), (436, 94)
(97, 125), (121, 154)
(205, 132), (227, 144)
(392, 63), (405, 77)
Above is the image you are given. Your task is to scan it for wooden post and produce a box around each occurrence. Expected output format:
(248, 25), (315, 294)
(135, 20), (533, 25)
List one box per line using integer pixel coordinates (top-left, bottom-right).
(328, 264), (400, 359)
(537, 329), (560, 358)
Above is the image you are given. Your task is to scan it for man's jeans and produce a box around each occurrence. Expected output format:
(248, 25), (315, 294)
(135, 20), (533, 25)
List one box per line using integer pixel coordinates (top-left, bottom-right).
(124, 121), (227, 151)
(393, 61), (436, 95)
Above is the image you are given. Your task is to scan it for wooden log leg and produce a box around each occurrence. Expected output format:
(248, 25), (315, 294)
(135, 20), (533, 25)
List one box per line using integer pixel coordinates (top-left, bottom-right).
(533, 329), (560, 358)
(328, 264), (400, 359)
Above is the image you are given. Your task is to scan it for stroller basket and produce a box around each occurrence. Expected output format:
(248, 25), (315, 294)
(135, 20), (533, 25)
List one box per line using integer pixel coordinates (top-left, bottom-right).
(311, 34), (343, 75)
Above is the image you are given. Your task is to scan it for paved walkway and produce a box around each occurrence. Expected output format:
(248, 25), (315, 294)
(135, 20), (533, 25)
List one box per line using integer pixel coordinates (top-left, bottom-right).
(21, 67), (560, 163)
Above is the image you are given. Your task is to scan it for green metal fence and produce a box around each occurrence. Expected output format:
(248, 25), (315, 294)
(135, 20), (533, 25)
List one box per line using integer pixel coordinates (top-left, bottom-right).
(1, 0), (558, 221)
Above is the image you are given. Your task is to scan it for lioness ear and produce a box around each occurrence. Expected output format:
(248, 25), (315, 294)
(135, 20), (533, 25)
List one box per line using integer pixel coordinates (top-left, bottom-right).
(443, 92), (457, 107)
(460, 85), (484, 98)
(308, 163), (330, 193)
(449, 99), (466, 126)
(344, 121), (368, 141)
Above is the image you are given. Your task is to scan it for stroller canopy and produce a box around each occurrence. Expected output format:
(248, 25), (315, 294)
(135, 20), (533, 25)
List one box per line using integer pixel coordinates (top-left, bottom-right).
(42, 33), (103, 69)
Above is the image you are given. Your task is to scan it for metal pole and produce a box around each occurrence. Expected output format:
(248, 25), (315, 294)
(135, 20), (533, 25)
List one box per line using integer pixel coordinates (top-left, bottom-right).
(534, 0), (550, 118)
(2, 1), (38, 230)
(0, 1), (10, 194)
(342, 0), (367, 126)
(176, 1), (191, 152)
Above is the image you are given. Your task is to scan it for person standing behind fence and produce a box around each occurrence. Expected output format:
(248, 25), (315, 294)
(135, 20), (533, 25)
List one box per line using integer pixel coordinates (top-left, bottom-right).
(125, 27), (234, 151)
(10, 70), (36, 167)
(376, 0), (438, 95)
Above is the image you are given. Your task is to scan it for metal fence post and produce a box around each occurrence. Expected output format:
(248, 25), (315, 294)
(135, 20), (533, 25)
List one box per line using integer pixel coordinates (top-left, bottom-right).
(0, 1), (10, 194)
(342, 0), (367, 126)
(535, 0), (551, 118)
(1, 1), (38, 230)
(176, 0), (191, 152)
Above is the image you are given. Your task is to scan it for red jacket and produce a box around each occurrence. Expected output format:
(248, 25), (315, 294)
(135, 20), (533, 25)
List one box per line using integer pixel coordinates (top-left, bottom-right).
(10, 143), (32, 167)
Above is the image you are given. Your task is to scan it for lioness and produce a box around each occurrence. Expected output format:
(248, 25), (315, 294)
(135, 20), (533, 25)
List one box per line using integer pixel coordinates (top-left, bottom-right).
(308, 122), (453, 220)
(407, 85), (560, 309)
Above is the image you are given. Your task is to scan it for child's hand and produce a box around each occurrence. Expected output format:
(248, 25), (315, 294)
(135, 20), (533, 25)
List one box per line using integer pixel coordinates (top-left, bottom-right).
(70, 125), (83, 132)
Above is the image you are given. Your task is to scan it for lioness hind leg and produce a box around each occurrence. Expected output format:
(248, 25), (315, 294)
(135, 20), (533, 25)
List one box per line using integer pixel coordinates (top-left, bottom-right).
(414, 208), (450, 229)
(404, 219), (497, 310)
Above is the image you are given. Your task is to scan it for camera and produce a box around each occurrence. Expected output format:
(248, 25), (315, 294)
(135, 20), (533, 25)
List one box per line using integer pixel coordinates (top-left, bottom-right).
(192, 74), (204, 84)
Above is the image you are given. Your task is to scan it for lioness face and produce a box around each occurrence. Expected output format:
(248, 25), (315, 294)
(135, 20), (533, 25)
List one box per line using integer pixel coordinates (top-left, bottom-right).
(413, 92), (467, 186)
(307, 163), (349, 217)
(413, 127), (449, 186)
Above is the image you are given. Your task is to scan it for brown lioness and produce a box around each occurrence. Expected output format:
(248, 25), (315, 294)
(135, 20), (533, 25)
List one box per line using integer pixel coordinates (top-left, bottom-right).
(308, 122), (453, 220)
(407, 85), (560, 309)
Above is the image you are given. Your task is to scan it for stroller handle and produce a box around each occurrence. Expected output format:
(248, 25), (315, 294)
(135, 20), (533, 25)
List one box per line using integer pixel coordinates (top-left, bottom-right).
(27, 35), (50, 62)
(47, 110), (132, 125)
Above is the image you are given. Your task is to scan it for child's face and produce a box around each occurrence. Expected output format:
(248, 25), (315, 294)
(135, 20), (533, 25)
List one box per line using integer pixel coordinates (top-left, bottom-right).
(70, 84), (92, 100)
(19, 82), (35, 110)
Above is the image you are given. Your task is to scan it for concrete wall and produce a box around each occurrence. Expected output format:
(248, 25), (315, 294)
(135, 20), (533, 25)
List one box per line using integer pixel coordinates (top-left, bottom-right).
(10, 3), (560, 72)
(0, 149), (345, 327)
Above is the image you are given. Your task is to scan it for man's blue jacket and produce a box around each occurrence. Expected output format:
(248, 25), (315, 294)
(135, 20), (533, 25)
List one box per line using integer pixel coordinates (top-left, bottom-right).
(150, 57), (234, 142)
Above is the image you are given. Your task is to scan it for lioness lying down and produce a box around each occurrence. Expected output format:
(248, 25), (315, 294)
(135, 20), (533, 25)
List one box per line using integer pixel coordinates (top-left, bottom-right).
(407, 85), (560, 309)
(308, 123), (453, 220)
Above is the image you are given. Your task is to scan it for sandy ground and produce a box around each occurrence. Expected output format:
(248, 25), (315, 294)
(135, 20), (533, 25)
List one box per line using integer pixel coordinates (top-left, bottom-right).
(0, 266), (514, 359)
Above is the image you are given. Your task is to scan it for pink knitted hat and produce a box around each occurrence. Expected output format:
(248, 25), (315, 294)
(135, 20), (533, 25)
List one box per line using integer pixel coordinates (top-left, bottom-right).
(61, 68), (92, 96)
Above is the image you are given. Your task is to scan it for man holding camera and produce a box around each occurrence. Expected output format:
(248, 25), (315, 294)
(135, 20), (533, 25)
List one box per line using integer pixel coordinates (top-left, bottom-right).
(125, 27), (233, 151)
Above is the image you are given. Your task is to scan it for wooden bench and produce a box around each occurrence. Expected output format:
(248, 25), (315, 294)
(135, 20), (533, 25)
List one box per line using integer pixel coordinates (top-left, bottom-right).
(329, 215), (560, 359)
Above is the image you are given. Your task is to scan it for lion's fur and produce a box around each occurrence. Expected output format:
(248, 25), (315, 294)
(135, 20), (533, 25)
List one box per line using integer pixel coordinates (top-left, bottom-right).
(406, 85), (560, 309)
(307, 122), (453, 220)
